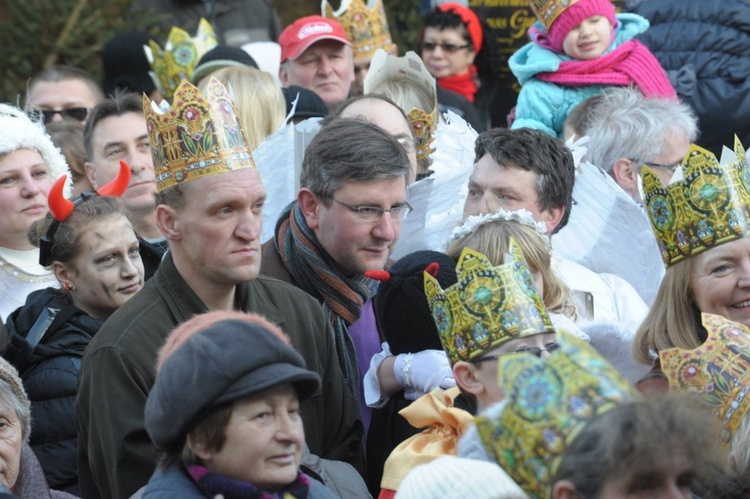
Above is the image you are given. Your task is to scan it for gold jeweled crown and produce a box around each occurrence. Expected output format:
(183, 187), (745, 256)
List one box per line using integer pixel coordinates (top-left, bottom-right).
(642, 138), (750, 267)
(475, 331), (638, 499)
(424, 243), (555, 366)
(529, 0), (582, 31)
(145, 19), (218, 100)
(364, 50), (438, 161)
(322, 0), (395, 60)
(661, 313), (750, 447)
(144, 77), (255, 192)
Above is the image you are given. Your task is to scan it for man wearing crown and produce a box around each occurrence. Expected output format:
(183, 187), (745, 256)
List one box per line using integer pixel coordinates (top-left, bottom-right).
(322, 0), (398, 96)
(278, 15), (356, 110)
(76, 79), (364, 499)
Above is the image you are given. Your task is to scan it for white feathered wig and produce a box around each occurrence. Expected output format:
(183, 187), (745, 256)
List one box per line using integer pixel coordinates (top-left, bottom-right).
(0, 103), (68, 182)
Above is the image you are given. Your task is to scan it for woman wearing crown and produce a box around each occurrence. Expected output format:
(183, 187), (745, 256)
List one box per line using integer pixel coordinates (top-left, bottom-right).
(634, 140), (750, 392)
(2, 163), (144, 492)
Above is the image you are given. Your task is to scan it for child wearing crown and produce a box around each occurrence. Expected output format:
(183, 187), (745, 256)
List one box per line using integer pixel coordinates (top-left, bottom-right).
(509, 0), (675, 137)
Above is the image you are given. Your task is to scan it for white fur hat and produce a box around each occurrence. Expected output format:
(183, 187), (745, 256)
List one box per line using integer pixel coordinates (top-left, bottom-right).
(0, 104), (68, 181)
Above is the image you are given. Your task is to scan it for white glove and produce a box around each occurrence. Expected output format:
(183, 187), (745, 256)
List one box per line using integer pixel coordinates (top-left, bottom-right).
(394, 349), (456, 401)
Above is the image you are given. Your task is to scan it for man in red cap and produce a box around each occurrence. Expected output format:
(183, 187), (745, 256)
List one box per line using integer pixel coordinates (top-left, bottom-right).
(278, 15), (355, 110)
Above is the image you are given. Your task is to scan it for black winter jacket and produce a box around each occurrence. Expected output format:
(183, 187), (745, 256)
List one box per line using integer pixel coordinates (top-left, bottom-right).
(3, 287), (103, 495)
(626, 0), (750, 155)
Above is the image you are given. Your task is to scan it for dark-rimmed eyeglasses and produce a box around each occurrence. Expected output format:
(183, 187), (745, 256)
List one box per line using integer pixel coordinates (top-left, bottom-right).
(332, 198), (413, 222)
(421, 41), (471, 53)
(28, 107), (91, 124)
(471, 343), (561, 362)
(633, 159), (680, 173)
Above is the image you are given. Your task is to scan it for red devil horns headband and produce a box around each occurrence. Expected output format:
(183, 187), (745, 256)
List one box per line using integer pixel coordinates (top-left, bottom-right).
(48, 161), (131, 221)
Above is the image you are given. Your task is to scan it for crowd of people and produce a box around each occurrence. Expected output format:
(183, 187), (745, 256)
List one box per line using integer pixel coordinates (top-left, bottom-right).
(2, 0), (750, 497)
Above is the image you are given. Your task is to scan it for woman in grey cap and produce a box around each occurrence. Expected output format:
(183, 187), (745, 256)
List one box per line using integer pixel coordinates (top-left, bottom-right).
(142, 311), (338, 498)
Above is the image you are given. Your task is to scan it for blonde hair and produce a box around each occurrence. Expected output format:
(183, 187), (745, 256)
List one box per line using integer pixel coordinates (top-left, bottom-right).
(202, 67), (286, 151)
(445, 219), (576, 319)
(632, 258), (702, 364)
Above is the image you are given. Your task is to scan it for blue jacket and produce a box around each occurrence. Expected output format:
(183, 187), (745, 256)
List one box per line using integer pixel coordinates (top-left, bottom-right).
(509, 13), (649, 137)
(141, 465), (339, 498)
(626, 0), (750, 155)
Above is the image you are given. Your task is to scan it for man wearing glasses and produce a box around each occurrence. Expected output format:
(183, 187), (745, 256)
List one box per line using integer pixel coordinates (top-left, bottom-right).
(582, 87), (698, 203)
(25, 65), (103, 124)
(261, 117), (411, 422)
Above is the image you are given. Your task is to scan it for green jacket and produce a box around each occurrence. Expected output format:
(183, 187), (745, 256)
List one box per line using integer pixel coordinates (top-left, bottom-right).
(76, 253), (364, 499)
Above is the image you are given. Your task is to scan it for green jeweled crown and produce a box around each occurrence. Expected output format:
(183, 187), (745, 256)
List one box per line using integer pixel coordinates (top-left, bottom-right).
(643, 138), (750, 267)
(475, 330), (638, 499)
(144, 77), (255, 192)
(424, 243), (554, 366)
(145, 18), (217, 100)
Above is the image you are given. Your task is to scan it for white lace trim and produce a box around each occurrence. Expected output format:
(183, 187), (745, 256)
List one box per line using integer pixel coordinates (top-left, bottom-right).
(446, 208), (549, 247)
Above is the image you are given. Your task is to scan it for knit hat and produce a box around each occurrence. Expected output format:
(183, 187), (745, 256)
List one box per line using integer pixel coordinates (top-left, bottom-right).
(145, 319), (321, 449)
(102, 30), (157, 96)
(371, 251), (457, 355)
(191, 45), (259, 84)
(0, 104), (68, 182)
(437, 3), (483, 52)
(532, 0), (616, 54)
(396, 456), (527, 499)
(279, 15), (351, 63)
(282, 85), (329, 119)
(0, 358), (31, 440)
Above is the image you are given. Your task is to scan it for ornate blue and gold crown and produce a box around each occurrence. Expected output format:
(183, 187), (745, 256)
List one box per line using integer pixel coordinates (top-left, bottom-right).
(529, 0), (582, 31)
(661, 313), (750, 448)
(475, 331), (638, 499)
(322, 0), (395, 60)
(424, 243), (555, 366)
(642, 138), (750, 267)
(144, 77), (254, 192)
(145, 19), (218, 100)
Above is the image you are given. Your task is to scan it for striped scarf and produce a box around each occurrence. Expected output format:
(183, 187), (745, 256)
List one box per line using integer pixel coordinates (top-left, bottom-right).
(274, 201), (368, 400)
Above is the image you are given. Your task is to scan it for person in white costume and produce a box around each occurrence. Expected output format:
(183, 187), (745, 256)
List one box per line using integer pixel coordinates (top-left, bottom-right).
(0, 104), (68, 321)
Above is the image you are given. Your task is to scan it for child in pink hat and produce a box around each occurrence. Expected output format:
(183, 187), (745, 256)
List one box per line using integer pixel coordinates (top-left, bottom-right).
(509, 0), (675, 138)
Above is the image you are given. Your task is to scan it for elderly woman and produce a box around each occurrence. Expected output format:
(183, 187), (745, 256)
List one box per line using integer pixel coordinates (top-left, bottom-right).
(633, 142), (750, 387)
(142, 312), (339, 498)
(3, 163), (141, 493)
(0, 356), (76, 497)
(0, 104), (68, 320)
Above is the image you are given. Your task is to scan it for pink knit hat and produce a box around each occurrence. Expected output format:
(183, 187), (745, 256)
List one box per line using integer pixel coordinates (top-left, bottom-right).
(533, 0), (617, 54)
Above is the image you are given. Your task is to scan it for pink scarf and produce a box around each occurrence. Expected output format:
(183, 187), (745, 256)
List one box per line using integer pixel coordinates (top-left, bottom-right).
(438, 65), (479, 103)
(536, 40), (676, 99)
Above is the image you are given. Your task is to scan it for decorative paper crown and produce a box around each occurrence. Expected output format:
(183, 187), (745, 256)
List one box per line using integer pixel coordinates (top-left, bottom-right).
(661, 313), (750, 447)
(475, 330), (638, 499)
(144, 77), (255, 192)
(364, 50), (438, 161)
(530, 0), (581, 31)
(145, 19), (218, 100)
(322, 0), (395, 60)
(424, 244), (554, 366)
(642, 138), (750, 267)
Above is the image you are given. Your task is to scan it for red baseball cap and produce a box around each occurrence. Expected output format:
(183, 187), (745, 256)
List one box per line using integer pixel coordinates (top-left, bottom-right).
(279, 15), (351, 63)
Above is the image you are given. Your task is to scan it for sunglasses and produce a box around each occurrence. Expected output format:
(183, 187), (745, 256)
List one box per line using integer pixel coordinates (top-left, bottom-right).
(28, 107), (91, 124)
(421, 41), (471, 53)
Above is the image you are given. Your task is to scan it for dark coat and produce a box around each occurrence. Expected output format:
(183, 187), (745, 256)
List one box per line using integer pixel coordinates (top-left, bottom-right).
(76, 253), (364, 499)
(626, 0), (750, 154)
(4, 288), (102, 494)
(138, 237), (168, 282)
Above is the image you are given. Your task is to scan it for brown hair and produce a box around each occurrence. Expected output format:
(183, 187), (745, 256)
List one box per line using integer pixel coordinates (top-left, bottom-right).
(633, 259), (702, 364)
(45, 118), (89, 187)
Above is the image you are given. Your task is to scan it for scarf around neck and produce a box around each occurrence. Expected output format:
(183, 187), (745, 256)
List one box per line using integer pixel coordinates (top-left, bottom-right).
(274, 201), (368, 399)
(536, 40), (676, 99)
(437, 65), (479, 103)
(188, 465), (310, 499)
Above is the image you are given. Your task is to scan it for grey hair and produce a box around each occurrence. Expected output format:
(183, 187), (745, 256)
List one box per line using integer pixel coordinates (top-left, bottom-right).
(300, 117), (411, 202)
(0, 381), (30, 442)
(83, 90), (144, 160)
(583, 87), (698, 174)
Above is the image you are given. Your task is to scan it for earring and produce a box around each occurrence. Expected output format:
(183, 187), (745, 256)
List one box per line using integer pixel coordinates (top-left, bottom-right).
(63, 282), (76, 292)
